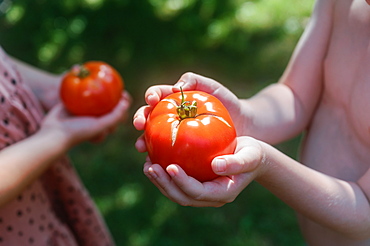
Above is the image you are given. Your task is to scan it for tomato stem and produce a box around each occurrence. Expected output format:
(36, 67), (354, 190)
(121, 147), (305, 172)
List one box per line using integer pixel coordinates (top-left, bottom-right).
(72, 65), (90, 78)
(177, 87), (197, 120)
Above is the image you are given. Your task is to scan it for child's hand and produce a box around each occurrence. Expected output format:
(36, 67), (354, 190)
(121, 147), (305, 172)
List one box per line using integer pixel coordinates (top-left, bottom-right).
(143, 136), (266, 207)
(33, 73), (62, 111)
(133, 72), (245, 152)
(173, 72), (242, 128)
(40, 91), (131, 149)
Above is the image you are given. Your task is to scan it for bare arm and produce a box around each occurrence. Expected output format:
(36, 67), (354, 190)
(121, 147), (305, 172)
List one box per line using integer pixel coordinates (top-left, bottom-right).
(0, 95), (130, 207)
(10, 57), (62, 110)
(241, 0), (334, 144)
(255, 140), (370, 240)
(0, 121), (69, 206)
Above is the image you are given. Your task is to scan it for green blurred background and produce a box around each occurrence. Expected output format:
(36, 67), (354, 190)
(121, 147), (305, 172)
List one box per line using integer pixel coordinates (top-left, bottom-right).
(0, 0), (314, 245)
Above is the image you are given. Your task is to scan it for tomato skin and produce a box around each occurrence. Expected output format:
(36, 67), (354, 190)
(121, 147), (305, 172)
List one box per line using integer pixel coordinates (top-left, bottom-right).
(60, 61), (124, 116)
(145, 90), (237, 182)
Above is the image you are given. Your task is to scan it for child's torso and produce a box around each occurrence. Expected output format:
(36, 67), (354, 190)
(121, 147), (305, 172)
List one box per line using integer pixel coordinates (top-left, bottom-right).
(299, 0), (370, 245)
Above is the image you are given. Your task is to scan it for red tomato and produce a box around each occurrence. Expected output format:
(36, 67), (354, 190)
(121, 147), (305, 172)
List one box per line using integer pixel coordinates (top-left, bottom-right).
(60, 61), (124, 116)
(145, 89), (237, 182)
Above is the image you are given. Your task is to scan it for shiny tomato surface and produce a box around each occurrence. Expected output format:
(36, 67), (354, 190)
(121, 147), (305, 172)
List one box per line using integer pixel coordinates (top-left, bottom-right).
(145, 90), (237, 182)
(60, 61), (124, 116)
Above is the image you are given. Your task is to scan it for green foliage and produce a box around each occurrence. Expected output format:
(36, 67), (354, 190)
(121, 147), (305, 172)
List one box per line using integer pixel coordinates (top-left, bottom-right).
(0, 0), (314, 245)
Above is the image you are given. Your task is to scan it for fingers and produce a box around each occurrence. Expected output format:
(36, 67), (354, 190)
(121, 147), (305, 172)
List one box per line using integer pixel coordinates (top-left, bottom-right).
(133, 84), (177, 151)
(89, 131), (108, 143)
(174, 72), (240, 118)
(143, 162), (172, 197)
(85, 93), (131, 143)
(135, 134), (146, 152)
(144, 162), (233, 207)
(165, 164), (206, 200)
(144, 85), (174, 106)
(133, 85), (174, 130)
(142, 72), (227, 106)
(89, 123), (117, 144)
(143, 73), (221, 107)
(174, 72), (226, 96)
(142, 137), (265, 207)
(46, 102), (68, 116)
(98, 94), (131, 128)
(133, 105), (152, 131)
(143, 162), (211, 206)
(167, 165), (247, 204)
(212, 136), (264, 176)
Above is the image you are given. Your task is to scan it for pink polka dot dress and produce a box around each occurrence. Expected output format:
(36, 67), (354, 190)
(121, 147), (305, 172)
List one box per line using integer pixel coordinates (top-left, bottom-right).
(0, 47), (115, 246)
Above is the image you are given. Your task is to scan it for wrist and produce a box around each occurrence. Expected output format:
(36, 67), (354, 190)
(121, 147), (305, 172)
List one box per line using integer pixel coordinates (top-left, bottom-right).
(238, 99), (255, 137)
(35, 126), (72, 155)
(253, 140), (273, 182)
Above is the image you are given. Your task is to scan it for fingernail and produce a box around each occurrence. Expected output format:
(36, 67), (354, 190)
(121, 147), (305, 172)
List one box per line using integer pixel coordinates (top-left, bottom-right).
(146, 94), (154, 102)
(166, 164), (178, 177)
(148, 167), (158, 179)
(214, 158), (227, 173)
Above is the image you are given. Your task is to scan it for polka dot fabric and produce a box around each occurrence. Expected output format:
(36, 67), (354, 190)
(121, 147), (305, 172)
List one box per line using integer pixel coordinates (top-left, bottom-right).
(0, 47), (114, 246)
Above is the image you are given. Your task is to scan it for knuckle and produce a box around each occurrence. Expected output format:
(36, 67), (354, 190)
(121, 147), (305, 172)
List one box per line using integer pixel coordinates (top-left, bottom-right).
(177, 199), (193, 207)
(182, 71), (194, 78)
(225, 197), (236, 204)
(214, 202), (227, 208)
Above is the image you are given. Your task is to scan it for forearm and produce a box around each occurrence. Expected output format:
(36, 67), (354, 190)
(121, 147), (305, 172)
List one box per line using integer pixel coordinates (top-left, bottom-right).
(257, 142), (370, 239)
(240, 83), (310, 144)
(11, 57), (60, 89)
(0, 128), (69, 207)
(10, 57), (62, 110)
(240, 0), (333, 144)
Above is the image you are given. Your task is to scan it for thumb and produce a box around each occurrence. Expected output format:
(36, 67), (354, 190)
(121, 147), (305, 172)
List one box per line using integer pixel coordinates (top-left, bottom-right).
(46, 103), (70, 118)
(211, 137), (264, 175)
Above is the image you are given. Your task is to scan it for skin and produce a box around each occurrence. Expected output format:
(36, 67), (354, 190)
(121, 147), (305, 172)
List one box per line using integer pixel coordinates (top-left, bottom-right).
(133, 0), (370, 245)
(0, 57), (131, 207)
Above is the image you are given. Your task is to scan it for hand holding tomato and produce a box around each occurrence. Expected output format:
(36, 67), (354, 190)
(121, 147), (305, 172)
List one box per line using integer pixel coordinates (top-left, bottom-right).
(134, 72), (264, 206)
(60, 61), (124, 116)
(143, 136), (264, 207)
(42, 92), (131, 149)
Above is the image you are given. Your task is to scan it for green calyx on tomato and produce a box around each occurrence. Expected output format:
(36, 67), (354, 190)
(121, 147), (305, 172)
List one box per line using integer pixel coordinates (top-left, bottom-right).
(177, 87), (197, 120)
(170, 87), (232, 146)
(72, 65), (91, 78)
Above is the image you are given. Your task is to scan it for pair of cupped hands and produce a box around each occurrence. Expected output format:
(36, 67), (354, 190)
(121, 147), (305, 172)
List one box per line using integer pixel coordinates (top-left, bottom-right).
(133, 72), (267, 207)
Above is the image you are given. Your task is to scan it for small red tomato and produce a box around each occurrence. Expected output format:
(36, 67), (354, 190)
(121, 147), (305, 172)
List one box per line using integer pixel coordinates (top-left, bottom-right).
(60, 61), (124, 116)
(145, 89), (237, 182)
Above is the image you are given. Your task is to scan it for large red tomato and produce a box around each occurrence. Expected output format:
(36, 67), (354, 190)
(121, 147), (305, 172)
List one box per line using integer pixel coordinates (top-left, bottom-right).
(60, 61), (124, 116)
(145, 89), (237, 182)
